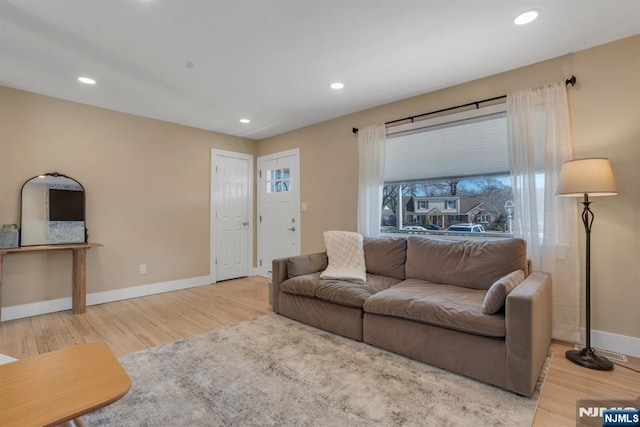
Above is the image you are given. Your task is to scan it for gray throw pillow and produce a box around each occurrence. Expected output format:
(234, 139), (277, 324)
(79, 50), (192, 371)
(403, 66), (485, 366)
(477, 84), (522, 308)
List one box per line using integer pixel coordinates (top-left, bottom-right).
(481, 270), (525, 314)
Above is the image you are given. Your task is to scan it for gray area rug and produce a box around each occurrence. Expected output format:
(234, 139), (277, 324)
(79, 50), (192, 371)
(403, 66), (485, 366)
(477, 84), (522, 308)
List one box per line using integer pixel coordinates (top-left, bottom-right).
(85, 314), (550, 426)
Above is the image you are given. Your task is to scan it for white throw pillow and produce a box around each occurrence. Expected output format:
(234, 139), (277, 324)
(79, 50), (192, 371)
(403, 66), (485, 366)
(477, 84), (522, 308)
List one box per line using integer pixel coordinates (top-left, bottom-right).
(481, 270), (525, 314)
(320, 231), (366, 284)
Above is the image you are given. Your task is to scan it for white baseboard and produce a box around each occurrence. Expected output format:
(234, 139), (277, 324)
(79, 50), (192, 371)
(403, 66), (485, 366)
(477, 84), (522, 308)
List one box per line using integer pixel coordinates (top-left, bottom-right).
(86, 275), (214, 306)
(1, 275), (214, 322)
(2, 298), (73, 322)
(253, 270), (270, 279)
(580, 327), (640, 359)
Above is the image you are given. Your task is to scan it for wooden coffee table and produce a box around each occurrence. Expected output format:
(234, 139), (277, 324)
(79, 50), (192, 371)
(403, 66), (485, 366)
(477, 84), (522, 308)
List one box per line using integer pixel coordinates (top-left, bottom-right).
(0, 343), (131, 427)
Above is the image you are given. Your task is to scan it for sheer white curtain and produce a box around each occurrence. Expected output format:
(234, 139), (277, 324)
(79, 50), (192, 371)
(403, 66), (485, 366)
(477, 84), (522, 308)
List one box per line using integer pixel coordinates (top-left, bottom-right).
(357, 125), (386, 237)
(507, 83), (581, 342)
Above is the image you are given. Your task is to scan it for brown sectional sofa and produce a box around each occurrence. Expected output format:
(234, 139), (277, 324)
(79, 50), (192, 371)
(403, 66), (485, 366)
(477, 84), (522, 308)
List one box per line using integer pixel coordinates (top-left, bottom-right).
(272, 236), (552, 397)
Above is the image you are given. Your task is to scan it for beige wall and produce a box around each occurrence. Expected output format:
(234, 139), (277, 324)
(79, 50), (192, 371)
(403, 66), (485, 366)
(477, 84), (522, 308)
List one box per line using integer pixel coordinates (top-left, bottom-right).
(257, 35), (640, 340)
(0, 86), (256, 306)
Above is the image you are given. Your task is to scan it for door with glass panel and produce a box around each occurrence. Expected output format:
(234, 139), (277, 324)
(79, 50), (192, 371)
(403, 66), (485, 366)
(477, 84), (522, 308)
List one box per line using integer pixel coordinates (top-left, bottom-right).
(257, 149), (300, 277)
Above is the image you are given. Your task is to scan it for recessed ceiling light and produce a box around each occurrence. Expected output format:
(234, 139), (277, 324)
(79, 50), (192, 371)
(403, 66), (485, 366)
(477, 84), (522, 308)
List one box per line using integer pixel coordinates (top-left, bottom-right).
(239, 118), (251, 124)
(514, 10), (539, 25)
(78, 76), (96, 85)
(330, 82), (344, 90)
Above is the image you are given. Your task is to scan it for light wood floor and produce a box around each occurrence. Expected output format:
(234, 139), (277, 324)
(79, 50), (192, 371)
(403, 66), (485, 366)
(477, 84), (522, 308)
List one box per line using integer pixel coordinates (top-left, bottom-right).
(0, 276), (638, 426)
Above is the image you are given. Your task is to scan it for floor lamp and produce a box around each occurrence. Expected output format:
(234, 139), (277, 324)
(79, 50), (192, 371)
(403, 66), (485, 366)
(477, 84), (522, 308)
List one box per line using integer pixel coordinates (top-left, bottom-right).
(556, 157), (618, 371)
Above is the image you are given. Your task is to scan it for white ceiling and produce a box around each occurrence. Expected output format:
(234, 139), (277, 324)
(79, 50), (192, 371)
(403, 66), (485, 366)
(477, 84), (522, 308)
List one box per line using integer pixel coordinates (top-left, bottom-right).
(1, 1), (639, 140)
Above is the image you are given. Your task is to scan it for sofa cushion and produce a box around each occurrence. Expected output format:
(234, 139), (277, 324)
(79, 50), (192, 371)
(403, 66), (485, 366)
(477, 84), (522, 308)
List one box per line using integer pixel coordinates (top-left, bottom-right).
(314, 280), (372, 307)
(315, 273), (402, 307)
(363, 237), (407, 280)
(363, 279), (506, 338)
(482, 270), (525, 314)
(287, 253), (328, 279)
(405, 237), (527, 290)
(280, 272), (323, 298)
(320, 231), (366, 283)
(280, 272), (401, 308)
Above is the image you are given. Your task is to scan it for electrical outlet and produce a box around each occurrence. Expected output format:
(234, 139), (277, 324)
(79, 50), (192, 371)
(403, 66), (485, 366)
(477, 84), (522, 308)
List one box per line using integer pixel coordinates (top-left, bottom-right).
(139, 264), (147, 274)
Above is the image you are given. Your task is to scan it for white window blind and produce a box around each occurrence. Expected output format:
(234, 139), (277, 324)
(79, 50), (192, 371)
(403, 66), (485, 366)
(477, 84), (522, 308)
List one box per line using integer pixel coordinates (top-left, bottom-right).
(384, 105), (508, 183)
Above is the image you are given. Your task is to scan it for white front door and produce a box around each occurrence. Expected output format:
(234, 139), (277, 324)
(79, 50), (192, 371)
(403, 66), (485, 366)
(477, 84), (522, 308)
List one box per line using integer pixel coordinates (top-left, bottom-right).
(211, 149), (253, 281)
(257, 149), (300, 277)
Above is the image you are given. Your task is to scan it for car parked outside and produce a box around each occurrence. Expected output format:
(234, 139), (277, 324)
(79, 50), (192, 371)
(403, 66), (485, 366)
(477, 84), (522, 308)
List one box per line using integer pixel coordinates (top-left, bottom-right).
(402, 226), (428, 232)
(402, 224), (441, 232)
(446, 223), (485, 233)
(421, 224), (441, 230)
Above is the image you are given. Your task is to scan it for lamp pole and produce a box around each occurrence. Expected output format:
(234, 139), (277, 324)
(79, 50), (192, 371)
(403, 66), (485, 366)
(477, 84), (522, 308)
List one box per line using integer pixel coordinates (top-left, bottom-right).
(556, 157), (618, 371)
(504, 200), (514, 234)
(564, 193), (613, 370)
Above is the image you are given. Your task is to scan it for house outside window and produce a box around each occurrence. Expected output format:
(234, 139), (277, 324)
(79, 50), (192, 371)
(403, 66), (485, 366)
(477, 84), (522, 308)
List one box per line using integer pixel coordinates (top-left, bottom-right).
(381, 104), (514, 235)
(477, 214), (492, 224)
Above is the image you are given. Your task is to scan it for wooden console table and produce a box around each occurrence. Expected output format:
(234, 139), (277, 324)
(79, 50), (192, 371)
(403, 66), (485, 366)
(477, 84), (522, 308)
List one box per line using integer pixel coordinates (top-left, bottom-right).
(0, 243), (101, 321)
(0, 342), (131, 426)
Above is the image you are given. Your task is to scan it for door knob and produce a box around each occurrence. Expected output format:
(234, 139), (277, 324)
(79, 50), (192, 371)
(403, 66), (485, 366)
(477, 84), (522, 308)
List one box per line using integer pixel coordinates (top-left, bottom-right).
(242, 222), (249, 226)
(288, 226), (296, 231)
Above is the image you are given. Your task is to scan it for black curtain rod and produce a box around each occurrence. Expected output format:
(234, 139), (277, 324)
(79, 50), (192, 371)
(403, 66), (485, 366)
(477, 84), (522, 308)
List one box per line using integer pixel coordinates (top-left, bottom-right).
(352, 75), (577, 134)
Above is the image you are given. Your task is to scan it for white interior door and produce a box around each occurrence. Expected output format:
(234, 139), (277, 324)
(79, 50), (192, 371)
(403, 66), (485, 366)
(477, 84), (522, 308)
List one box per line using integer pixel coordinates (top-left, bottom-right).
(258, 149), (300, 277)
(212, 149), (253, 282)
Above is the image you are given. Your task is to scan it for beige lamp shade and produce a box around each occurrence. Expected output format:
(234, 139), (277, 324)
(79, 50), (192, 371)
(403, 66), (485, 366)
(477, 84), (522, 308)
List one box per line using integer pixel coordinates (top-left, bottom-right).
(556, 157), (618, 197)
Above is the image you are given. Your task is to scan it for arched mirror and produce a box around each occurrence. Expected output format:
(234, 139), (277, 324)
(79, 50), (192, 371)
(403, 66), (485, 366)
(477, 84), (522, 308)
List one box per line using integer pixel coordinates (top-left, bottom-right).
(20, 172), (87, 246)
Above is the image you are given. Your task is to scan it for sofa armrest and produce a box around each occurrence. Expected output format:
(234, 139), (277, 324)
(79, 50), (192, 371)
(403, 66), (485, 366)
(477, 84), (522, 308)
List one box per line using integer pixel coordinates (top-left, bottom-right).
(271, 258), (287, 313)
(505, 271), (552, 396)
(271, 252), (327, 313)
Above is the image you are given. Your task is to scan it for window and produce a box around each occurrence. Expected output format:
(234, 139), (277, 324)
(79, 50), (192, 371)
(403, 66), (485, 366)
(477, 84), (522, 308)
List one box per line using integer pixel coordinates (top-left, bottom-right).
(477, 214), (492, 224)
(266, 168), (290, 193)
(381, 104), (513, 234)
